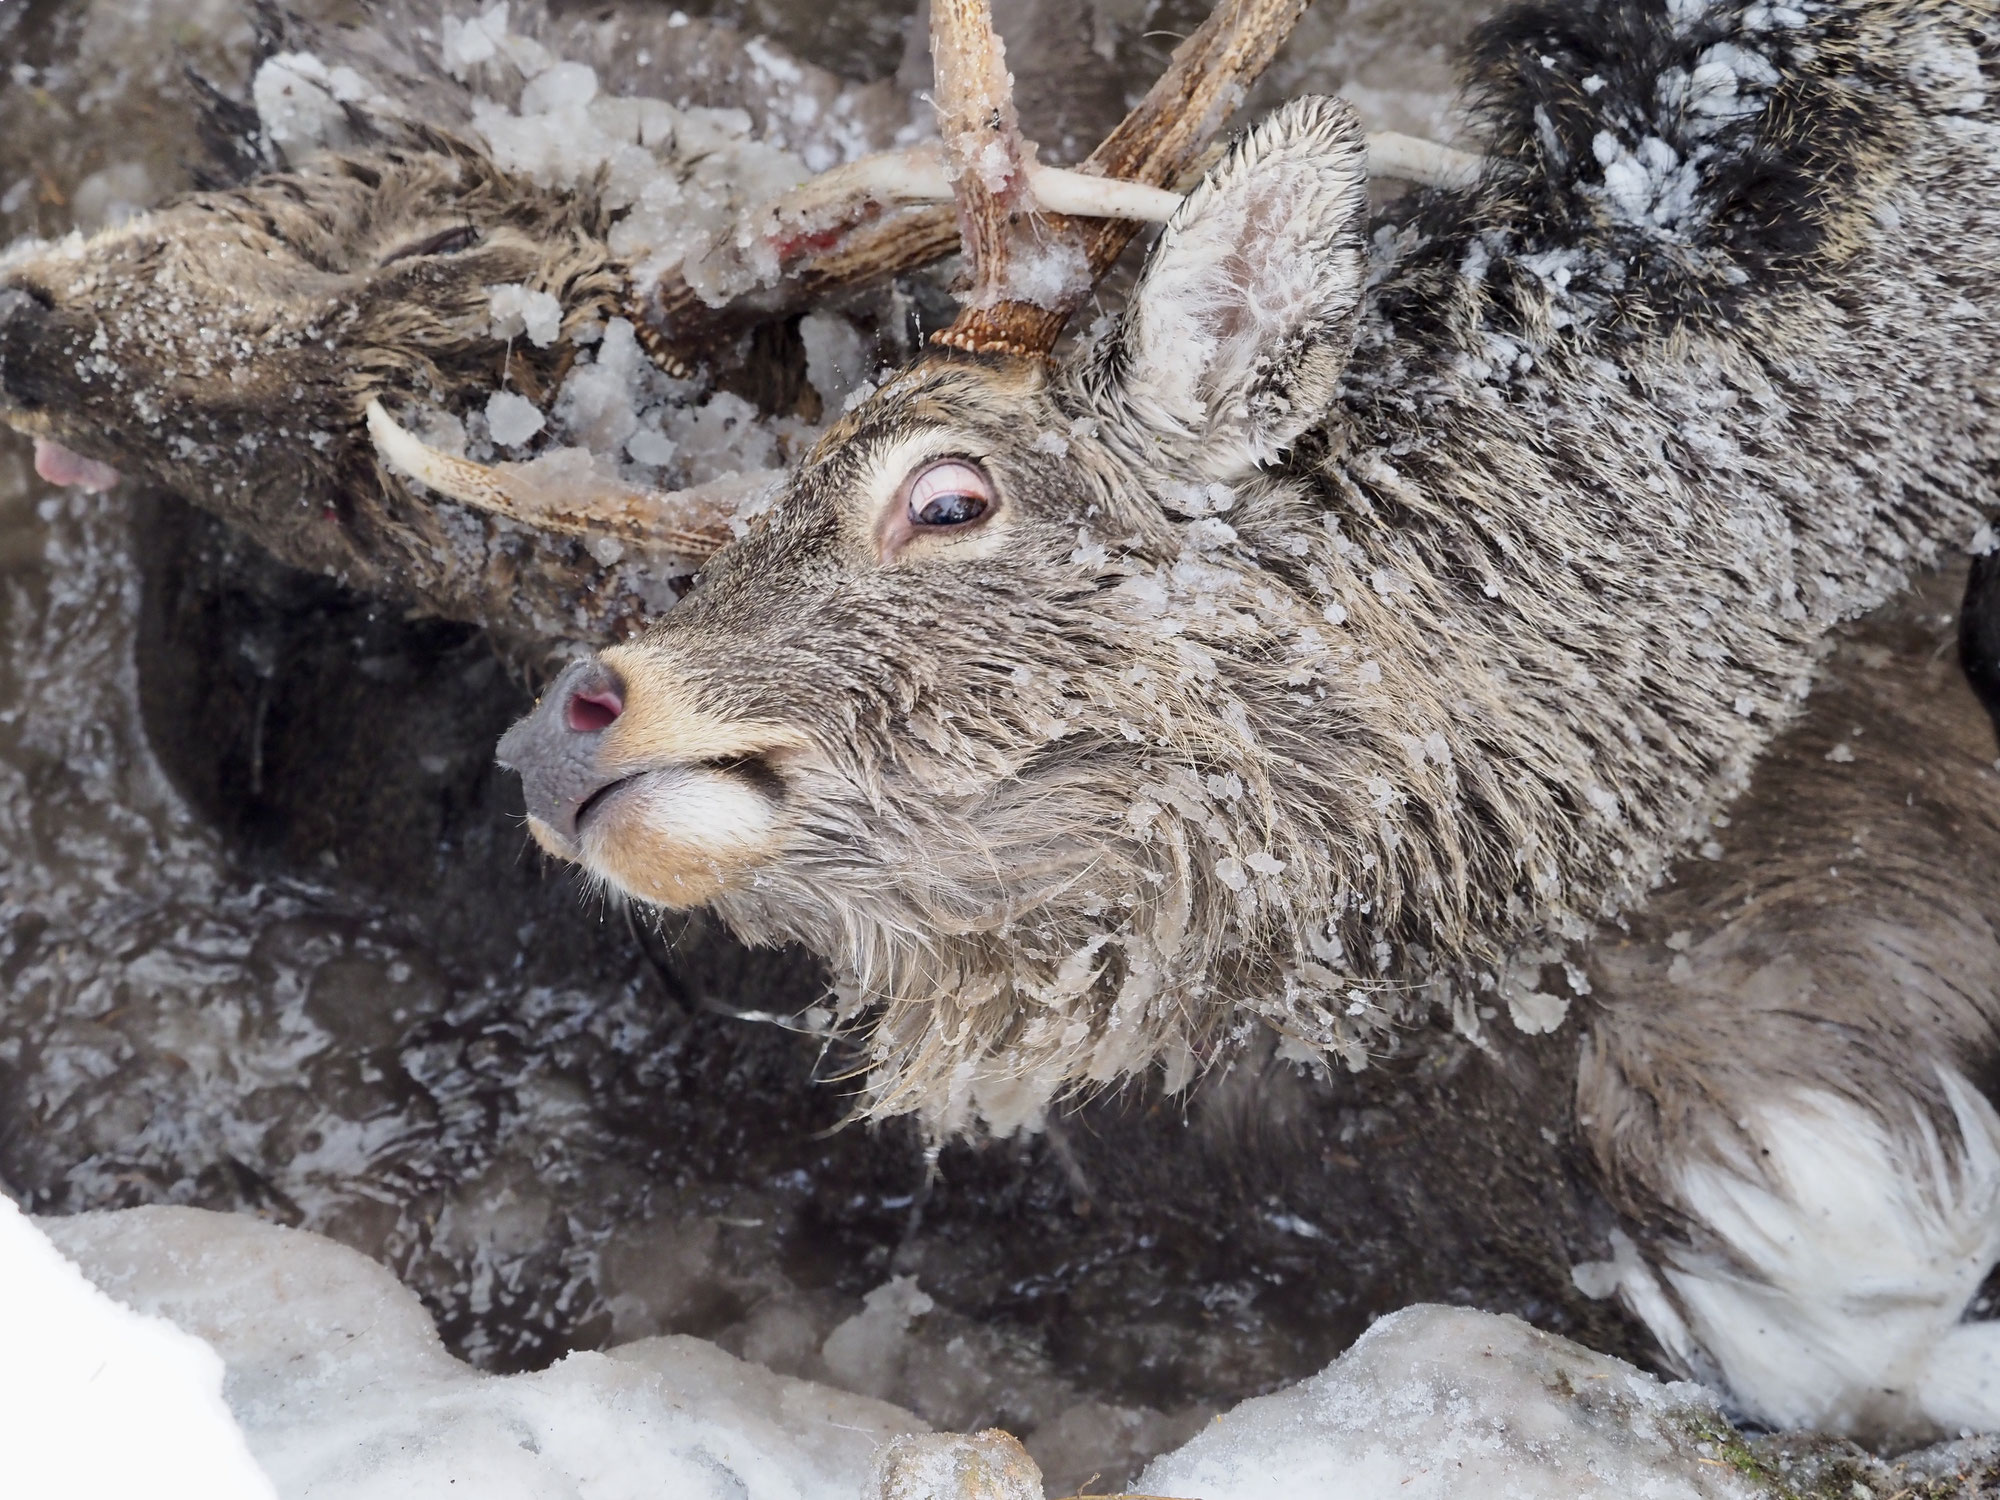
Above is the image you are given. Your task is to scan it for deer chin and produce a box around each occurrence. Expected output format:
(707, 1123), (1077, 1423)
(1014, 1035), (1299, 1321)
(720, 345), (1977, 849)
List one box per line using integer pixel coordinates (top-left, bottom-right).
(556, 761), (787, 908)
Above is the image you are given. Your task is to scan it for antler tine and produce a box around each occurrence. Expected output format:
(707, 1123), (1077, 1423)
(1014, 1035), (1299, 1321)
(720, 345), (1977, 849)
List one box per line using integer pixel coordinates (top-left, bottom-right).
(366, 400), (770, 566)
(930, 0), (1313, 360)
(927, 0), (1090, 359)
(642, 0), (1314, 366)
(1076, 0), (1312, 268)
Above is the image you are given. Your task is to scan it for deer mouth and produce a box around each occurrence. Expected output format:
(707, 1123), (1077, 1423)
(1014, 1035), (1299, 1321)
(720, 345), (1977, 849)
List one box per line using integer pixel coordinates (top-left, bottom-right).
(0, 409), (126, 493)
(572, 752), (788, 848)
(0, 293), (125, 491)
(574, 772), (643, 835)
(31, 435), (123, 492)
(553, 757), (790, 907)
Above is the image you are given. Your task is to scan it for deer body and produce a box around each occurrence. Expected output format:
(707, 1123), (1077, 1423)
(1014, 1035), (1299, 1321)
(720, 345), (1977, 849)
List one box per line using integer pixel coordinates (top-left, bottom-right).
(491, 0), (2000, 1441)
(511, 0), (2000, 1120)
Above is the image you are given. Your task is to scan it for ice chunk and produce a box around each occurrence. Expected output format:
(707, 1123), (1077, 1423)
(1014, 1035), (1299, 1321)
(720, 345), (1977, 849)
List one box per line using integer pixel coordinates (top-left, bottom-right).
(521, 61), (599, 115)
(69, 162), (154, 233)
(627, 429), (678, 467)
(441, 3), (511, 79)
(799, 312), (871, 412)
(822, 1276), (935, 1401)
(1139, 1305), (1764, 1500)
(872, 1431), (1043, 1500)
(485, 390), (546, 448)
(253, 52), (387, 154)
(555, 316), (650, 455)
(667, 391), (781, 484)
(487, 283), (564, 348)
(1, 1198), (274, 1499)
(39, 1206), (927, 1500)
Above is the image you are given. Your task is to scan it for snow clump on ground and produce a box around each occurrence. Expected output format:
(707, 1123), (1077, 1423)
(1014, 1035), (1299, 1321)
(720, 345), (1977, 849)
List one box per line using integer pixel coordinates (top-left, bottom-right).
(3, 1200), (1857, 1500)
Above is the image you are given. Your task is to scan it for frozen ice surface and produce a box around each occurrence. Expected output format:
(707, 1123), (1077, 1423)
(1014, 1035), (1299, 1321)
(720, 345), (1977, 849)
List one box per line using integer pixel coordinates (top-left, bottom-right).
(1, 1197), (274, 1500)
(1139, 1304), (1760, 1500)
(38, 1204), (928, 1500)
(19, 1202), (1789, 1500)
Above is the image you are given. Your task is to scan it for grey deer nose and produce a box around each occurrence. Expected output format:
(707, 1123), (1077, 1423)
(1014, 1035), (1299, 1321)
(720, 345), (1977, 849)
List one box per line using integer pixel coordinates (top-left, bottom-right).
(496, 656), (628, 844)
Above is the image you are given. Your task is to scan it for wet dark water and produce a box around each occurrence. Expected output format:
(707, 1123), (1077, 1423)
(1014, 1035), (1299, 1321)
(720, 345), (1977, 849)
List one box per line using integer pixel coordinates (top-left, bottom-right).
(1, 464), (1634, 1486)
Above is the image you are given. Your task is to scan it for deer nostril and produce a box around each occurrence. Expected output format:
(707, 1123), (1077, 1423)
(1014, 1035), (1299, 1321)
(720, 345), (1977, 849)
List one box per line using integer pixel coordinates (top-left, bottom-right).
(566, 688), (624, 734)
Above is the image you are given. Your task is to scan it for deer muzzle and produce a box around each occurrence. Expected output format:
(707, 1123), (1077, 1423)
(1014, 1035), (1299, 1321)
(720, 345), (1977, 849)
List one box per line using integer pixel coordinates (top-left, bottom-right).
(497, 656), (632, 850)
(497, 648), (801, 905)
(0, 283), (48, 416)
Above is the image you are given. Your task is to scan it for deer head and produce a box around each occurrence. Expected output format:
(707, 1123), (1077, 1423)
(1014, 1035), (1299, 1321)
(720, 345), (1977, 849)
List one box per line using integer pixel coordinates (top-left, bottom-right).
(1, 0), (1470, 647)
(496, 0), (1399, 1132)
(0, 124), (628, 532)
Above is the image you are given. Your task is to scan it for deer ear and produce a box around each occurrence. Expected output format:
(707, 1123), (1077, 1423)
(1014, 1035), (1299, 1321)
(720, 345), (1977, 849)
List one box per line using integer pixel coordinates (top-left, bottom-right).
(1087, 96), (1369, 482)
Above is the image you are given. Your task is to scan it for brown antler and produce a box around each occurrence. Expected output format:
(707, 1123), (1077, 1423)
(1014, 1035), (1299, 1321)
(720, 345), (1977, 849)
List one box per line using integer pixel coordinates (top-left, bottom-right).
(372, 0), (1398, 585)
(643, 0), (1313, 363)
(366, 401), (770, 563)
(925, 0), (1090, 357)
(934, 0), (1311, 359)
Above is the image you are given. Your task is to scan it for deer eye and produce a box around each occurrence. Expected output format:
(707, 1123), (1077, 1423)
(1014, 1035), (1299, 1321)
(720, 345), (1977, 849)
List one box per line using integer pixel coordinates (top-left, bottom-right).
(906, 460), (992, 528)
(379, 224), (482, 266)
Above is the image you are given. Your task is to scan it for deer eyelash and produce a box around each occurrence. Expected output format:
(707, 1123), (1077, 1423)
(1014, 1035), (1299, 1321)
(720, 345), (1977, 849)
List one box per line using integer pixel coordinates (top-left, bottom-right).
(378, 224), (482, 266)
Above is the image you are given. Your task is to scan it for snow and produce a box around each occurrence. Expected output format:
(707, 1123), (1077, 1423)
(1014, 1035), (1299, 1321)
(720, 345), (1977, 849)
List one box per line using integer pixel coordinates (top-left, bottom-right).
(33, 1204), (927, 1500)
(0, 1197), (274, 1500)
(1139, 1304), (1762, 1500)
(11, 1203), (1808, 1500)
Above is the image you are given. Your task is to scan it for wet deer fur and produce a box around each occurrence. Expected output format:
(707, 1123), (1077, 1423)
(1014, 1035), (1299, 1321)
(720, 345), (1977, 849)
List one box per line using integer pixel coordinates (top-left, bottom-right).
(522, 0), (2000, 1137)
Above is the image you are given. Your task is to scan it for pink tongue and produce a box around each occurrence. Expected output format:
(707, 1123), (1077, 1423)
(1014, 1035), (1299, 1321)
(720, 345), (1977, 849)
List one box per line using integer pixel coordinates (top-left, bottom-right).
(34, 438), (123, 493)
